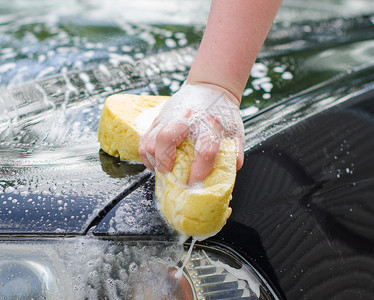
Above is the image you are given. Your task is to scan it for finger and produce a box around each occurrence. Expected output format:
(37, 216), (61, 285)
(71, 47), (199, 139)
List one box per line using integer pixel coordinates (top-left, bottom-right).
(139, 131), (157, 171)
(206, 114), (223, 136)
(234, 136), (244, 171)
(188, 134), (220, 186)
(155, 123), (190, 173)
(139, 143), (154, 171)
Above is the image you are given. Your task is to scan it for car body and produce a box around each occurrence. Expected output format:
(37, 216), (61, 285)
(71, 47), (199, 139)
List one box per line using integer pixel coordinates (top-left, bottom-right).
(0, 0), (373, 299)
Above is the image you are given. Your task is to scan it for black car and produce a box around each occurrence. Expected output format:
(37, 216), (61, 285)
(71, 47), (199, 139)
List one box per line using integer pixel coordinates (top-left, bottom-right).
(1, 0), (373, 299)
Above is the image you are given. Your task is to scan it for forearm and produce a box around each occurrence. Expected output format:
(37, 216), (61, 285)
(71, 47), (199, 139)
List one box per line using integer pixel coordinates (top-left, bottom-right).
(186, 0), (283, 103)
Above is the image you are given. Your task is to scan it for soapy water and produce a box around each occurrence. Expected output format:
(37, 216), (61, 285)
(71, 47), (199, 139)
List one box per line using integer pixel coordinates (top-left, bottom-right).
(175, 238), (197, 279)
(94, 178), (177, 237)
(203, 250), (260, 298)
(69, 239), (184, 299)
(126, 261), (193, 300)
(0, 0), (207, 88)
(0, 237), (185, 299)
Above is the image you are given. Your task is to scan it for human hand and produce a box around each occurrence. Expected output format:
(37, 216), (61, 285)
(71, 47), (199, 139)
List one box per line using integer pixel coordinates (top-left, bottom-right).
(138, 84), (244, 186)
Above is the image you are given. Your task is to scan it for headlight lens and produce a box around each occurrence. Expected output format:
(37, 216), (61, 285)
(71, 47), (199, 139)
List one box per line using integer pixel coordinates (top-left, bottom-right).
(0, 262), (50, 299)
(0, 239), (70, 299)
(179, 243), (278, 300)
(0, 238), (278, 300)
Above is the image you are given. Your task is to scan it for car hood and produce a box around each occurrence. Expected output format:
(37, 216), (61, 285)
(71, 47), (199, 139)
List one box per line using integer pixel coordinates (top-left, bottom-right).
(0, 135), (170, 235)
(1, 7), (374, 236)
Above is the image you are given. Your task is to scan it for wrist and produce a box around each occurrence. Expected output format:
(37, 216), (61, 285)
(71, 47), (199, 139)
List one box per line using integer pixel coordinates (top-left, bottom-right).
(184, 80), (241, 108)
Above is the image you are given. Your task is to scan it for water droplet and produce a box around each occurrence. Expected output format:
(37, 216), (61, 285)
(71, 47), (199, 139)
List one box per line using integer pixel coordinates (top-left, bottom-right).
(129, 262), (138, 273)
(4, 186), (15, 193)
(165, 38), (177, 48)
(281, 71), (293, 80)
(243, 88), (253, 96)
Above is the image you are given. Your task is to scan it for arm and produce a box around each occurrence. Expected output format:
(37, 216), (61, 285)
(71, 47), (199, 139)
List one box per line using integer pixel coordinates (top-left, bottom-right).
(187, 0), (283, 103)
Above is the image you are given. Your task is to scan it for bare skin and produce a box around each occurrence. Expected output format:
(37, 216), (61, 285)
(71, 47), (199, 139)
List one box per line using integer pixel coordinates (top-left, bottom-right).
(139, 0), (283, 185)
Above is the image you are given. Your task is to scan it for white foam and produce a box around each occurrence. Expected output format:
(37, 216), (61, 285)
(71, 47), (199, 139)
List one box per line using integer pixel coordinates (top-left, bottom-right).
(174, 237), (197, 278)
(0, 63), (16, 73)
(204, 250), (261, 297)
(135, 101), (166, 136)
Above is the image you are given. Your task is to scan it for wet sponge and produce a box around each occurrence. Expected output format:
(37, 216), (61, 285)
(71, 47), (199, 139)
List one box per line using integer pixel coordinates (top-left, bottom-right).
(155, 138), (236, 238)
(98, 94), (237, 238)
(98, 94), (168, 162)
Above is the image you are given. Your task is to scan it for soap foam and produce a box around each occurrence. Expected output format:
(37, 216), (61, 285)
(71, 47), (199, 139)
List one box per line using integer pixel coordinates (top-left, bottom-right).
(174, 237), (197, 279)
(203, 249), (261, 297)
(143, 85), (244, 153)
(135, 100), (166, 136)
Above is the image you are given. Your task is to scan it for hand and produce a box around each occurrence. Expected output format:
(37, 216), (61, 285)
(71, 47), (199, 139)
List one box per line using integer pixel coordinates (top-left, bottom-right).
(138, 84), (244, 185)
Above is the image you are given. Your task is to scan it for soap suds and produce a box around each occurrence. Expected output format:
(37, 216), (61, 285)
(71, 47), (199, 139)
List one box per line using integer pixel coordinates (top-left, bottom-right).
(174, 237), (197, 279)
(135, 101), (166, 136)
(203, 249), (261, 297)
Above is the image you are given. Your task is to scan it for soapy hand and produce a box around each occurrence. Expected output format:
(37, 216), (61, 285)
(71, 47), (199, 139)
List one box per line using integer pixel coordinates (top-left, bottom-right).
(138, 84), (244, 185)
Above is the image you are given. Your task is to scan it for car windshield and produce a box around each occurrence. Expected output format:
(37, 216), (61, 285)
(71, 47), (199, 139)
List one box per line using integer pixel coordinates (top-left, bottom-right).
(0, 0), (374, 234)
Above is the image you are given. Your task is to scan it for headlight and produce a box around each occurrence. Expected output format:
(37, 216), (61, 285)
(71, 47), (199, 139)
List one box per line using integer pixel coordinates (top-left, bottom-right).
(0, 238), (278, 300)
(0, 261), (59, 299)
(0, 239), (72, 299)
(179, 243), (276, 299)
(127, 242), (279, 300)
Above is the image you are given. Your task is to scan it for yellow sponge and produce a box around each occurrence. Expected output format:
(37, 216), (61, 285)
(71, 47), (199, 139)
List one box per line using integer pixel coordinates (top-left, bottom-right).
(98, 94), (168, 162)
(155, 138), (236, 239)
(98, 94), (237, 239)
